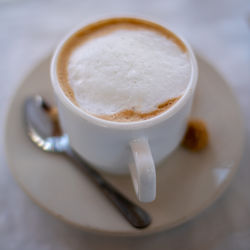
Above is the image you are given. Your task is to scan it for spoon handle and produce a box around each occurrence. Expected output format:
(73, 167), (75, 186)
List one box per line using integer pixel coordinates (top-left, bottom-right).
(64, 147), (151, 229)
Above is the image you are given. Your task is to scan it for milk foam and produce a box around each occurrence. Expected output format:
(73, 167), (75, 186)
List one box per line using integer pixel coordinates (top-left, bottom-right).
(67, 29), (191, 115)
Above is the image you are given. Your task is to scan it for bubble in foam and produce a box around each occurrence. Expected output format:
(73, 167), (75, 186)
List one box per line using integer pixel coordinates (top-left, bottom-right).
(67, 29), (191, 116)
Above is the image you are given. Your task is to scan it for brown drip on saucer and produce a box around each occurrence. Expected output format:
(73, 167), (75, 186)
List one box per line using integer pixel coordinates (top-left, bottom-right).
(182, 119), (209, 152)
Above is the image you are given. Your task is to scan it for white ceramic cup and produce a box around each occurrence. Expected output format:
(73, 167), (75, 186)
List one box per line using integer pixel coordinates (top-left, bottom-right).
(50, 17), (198, 203)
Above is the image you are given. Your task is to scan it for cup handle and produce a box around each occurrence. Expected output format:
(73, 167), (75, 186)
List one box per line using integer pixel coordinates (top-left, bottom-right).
(129, 138), (156, 202)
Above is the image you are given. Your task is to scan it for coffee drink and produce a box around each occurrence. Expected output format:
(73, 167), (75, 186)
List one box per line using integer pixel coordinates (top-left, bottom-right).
(57, 17), (191, 122)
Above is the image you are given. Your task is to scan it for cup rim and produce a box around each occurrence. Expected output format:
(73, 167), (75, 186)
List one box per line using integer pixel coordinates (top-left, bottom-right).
(50, 15), (198, 130)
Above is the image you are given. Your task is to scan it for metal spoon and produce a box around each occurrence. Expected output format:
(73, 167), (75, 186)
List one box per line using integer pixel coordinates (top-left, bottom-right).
(24, 95), (151, 229)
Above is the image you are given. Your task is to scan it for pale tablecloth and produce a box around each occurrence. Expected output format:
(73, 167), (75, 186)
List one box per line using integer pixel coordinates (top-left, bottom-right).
(0, 0), (250, 249)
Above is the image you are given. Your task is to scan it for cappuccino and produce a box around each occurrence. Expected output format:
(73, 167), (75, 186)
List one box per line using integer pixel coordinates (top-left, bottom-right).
(57, 18), (191, 122)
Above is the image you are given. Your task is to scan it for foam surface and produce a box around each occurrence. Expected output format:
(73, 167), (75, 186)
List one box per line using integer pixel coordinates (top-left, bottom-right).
(67, 29), (191, 115)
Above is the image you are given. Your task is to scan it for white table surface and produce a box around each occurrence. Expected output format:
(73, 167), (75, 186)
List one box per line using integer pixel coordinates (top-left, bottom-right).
(0, 0), (249, 249)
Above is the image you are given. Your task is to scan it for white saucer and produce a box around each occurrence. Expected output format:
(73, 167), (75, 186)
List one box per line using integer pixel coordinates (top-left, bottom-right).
(4, 54), (244, 236)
